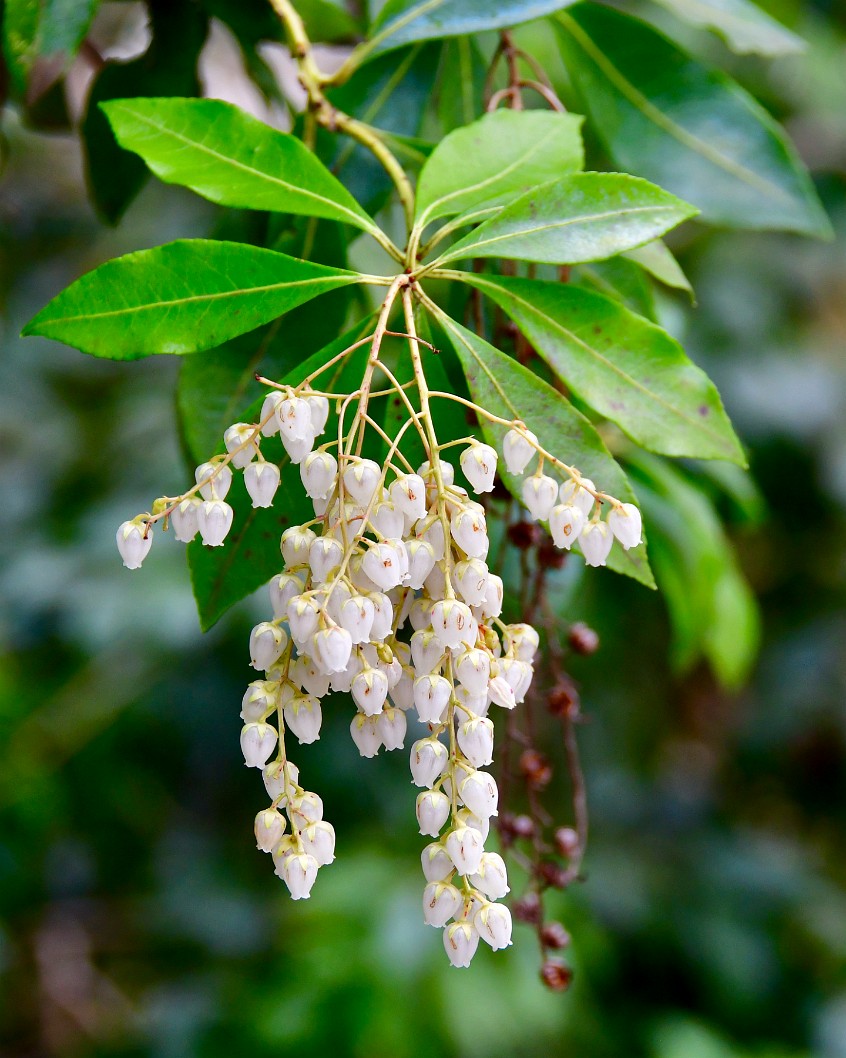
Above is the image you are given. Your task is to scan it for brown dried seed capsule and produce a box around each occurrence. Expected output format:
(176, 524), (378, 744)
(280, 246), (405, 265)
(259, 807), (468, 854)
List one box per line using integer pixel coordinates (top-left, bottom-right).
(513, 892), (542, 924)
(541, 958), (574, 992)
(554, 826), (580, 859)
(520, 749), (553, 789)
(541, 922), (572, 950)
(511, 814), (536, 839)
(568, 621), (600, 655)
(507, 520), (539, 550)
(547, 680), (580, 718)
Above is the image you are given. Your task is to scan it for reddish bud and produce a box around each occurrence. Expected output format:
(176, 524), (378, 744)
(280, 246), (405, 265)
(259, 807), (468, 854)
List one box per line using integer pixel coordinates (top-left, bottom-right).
(539, 861), (569, 889)
(507, 520), (539, 550)
(511, 814), (535, 839)
(541, 922), (571, 950)
(541, 958), (573, 992)
(547, 681), (579, 718)
(554, 826), (580, 859)
(568, 622), (600, 655)
(513, 892), (541, 924)
(520, 749), (553, 789)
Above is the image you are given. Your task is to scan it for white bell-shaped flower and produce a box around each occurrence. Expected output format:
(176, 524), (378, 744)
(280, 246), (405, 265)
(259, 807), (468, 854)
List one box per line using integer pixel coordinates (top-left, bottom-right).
(351, 668), (389, 716)
(423, 561), (447, 601)
(418, 458), (454, 489)
(244, 461), (280, 508)
(309, 536), (343, 582)
(240, 722), (278, 768)
(416, 789), (451, 837)
(312, 625), (353, 674)
(418, 517), (446, 561)
(389, 669), (415, 711)
(349, 713), (381, 757)
(503, 428), (537, 475)
(281, 432), (315, 464)
(405, 539), (437, 590)
(370, 500), (404, 540)
(450, 508), (489, 559)
(348, 552), (378, 594)
(470, 852), (510, 899)
(389, 473), (427, 522)
(411, 629), (444, 675)
(505, 623), (540, 662)
(195, 461), (232, 500)
(431, 599), (475, 650)
(608, 502), (642, 550)
(197, 499), (234, 547)
(300, 450), (337, 500)
(260, 391), (284, 436)
(410, 737), (448, 787)
(170, 498), (202, 543)
(477, 574), (504, 620)
(460, 443), (497, 494)
(241, 680), (279, 722)
(487, 675), (516, 710)
(377, 705), (407, 750)
(277, 850), (319, 900)
(302, 820), (335, 866)
(289, 790), (323, 826)
(262, 759), (299, 801)
(475, 902), (512, 950)
(323, 580), (351, 626)
(413, 674), (451, 724)
(409, 597), (434, 632)
(276, 396), (313, 441)
(457, 717), (494, 768)
(305, 394), (330, 436)
(280, 525), (316, 567)
(116, 520), (153, 569)
(368, 592), (393, 641)
(454, 559), (489, 606)
(423, 881), (463, 927)
(454, 684), (488, 719)
(455, 892), (485, 925)
(339, 594), (375, 645)
(284, 596), (317, 645)
(580, 520), (613, 567)
(522, 473), (558, 521)
(454, 649), (491, 695)
(283, 694), (322, 744)
(502, 657), (533, 703)
(254, 807), (286, 852)
(362, 541), (405, 591)
(459, 770), (498, 819)
(443, 920), (479, 967)
(223, 422), (259, 469)
(445, 825), (484, 875)
(249, 622), (288, 671)
(549, 503), (585, 549)
(269, 572), (303, 620)
(290, 655), (331, 698)
(421, 842), (454, 883)
(329, 649), (362, 694)
(342, 458), (381, 505)
(560, 476), (596, 515)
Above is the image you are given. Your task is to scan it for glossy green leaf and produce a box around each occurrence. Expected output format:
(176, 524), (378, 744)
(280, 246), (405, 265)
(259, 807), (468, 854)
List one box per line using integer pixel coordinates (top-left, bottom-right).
(360, 0), (577, 62)
(433, 37), (487, 134)
(647, 0), (804, 57)
(457, 274), (743, 462)
(574, 257), (658, 321)
(23, 240), (361, 358)
(435, 172), (697, 266)
(415, 109), (584, 230)
(557, 5), (830, 236)
(438, 313), (655, 588)
(624, 240), (693, 295)
(102, 98), (381, 237)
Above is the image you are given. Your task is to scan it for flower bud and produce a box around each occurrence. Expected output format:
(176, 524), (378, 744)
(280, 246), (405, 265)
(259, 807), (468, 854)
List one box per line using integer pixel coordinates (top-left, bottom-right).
(416, 789), (450, 837)
(431, 599), (475, 650)
(284, 694), (322, 744)
(443, 921), (479, 967)
(487, 675), (515, 710)
(276, 850), (319, 900)
(280, 525), (316, 567)
(351, 668), (389, 716)
(405, 539), (437, 590)
(450, 508), (489, 559)
(362, 541), (405, 591)
(608, 502), (642, 550)
(302, 820), (335, 866)
(457, 717), (494, 768)
(460, 443), (497, 494)
(300, 450), (337, 499)
(265, 571), (299, 619)
(389, 473), (427, 522)
(241, 680), (280, 721)
(410, 737), (448, 787)
(560, 477), (596, 515)
(454, 559), (489, 606)
(262, 759), (299, 801)
(389, 669), (415, 711)
(305, 394), (329, 436)
(377, 705), (407, 751)
(254, 807), (286, 852)
(445, 826), (484, 875)
(309, 536), (343, 582)
(454, 649), (491, 696)
(224, 422), (259, 468)
(349, 713), (381, 757)
(244, 461), (280, 508)
(409, 597), (434, 632)
(276, 397), (313, 441)
(197, 499), (234, 547)
(477, 574), (503, 620)
(369, 592), (393, 641)
(195, 462), (232, 500)
(522, 473), (558, 521)
(580, 520), (613, 567)
(505, 623), (540, 662)
(413, 674), (451, 724)
(260, 391), (284, 436)
(170, 498), (202, 543)
(249, 622), (288, 671)
(421, 842), (454, 882)
(313, 626), (353, 675)
(503, 428), (537, 475)
(470, 852), (509, 899)
(116, 520), (153, 569)
(459, 770), (498, 819)
(475, 902), (513, 950)
(240, 722), (278, 768)
(423, 881), (463, 927)
(549, 503), (585, 549)
(342, 458), (381, 505)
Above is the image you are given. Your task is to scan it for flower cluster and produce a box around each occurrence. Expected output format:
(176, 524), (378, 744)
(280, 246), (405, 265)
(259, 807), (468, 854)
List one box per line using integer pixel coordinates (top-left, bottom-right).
(114, 324), (642, 967)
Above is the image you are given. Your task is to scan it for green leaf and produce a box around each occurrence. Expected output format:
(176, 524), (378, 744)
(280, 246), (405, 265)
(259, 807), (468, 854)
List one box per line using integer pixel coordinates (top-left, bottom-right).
(3, 0), (100, 98)
(415, 109), (584, 230)
(646, 0), (804, 57)
(433, 37), (488, 134)
(557, 5), (830, 237)
(623, 240), (693, 296)
(456, 273), (743, 462)
(101, 98), (382, 238)
(438, 313), (655, 588)
(434, 172), (697, 266)
(361, 0), (577, 62)
(23, 240), (361, 358)
(574, 257), (658, 321)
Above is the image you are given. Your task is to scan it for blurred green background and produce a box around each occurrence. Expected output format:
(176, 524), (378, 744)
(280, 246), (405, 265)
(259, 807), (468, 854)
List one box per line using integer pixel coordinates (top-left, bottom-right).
(1, 2), (845, 1057)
